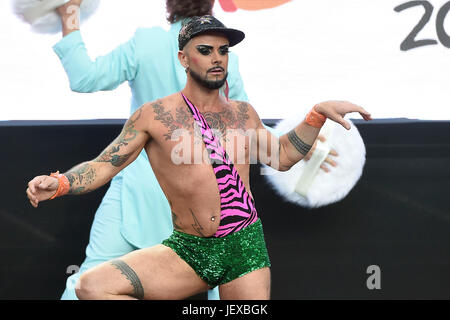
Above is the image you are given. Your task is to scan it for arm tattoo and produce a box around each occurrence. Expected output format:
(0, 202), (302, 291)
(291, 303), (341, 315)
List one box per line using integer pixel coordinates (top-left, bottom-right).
(62, 109), (144, 194)
(190, 208), (206, 237)
(110, 259), (144, 300)
(287, 129), (312, 156)
(95, 108), (142, 167)
(236, 102), (250, 128)
(62, 109), (144, 195)
(97, 149), (133, 167)
(64, 163), (96, 195)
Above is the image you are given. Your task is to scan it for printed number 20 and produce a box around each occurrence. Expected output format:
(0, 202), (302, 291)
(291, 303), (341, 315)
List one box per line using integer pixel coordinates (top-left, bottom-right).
(394, 1), (450, 50)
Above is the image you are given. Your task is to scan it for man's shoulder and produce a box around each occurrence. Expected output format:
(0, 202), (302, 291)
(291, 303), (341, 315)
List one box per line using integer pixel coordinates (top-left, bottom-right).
(134, 27), (175, 44)
(135, 26), (168, 36)
(229, 99), (253, 111)
(133, 27), (177, 58)
(142, 93), (181, 112)
(228, 99), (262, 128)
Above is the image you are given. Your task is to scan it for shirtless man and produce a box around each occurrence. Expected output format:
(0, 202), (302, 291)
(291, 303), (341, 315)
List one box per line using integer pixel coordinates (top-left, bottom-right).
(26, 16), (372, 299)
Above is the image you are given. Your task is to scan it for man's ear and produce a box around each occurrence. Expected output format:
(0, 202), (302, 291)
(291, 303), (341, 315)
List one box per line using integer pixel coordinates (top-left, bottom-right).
(178, 51), (188, 69)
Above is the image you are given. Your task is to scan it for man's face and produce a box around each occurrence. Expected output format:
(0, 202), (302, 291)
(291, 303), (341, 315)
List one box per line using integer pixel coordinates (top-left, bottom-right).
(182, 33), (230, 90)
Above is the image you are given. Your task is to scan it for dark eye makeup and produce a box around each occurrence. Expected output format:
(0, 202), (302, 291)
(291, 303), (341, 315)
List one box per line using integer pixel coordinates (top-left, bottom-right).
(219, 46), (230, 55)
(196, 46), (212, 55)
(196, 45), (230, 56)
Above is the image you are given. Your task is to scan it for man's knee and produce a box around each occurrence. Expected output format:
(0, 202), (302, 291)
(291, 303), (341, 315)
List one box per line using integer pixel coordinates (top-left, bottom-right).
(75, 272), (102, 300)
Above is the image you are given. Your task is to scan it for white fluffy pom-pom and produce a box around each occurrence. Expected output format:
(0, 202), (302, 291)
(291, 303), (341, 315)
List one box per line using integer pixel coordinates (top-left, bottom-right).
(263, 113), (366, 209)
(12, 0), (101, 34)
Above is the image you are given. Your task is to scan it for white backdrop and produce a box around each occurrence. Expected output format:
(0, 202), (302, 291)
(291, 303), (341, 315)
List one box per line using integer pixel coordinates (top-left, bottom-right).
(1, 0), (450, 120)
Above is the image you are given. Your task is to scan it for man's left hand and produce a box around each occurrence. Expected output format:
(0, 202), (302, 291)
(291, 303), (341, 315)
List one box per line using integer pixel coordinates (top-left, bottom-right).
(303, 135), (338, 173)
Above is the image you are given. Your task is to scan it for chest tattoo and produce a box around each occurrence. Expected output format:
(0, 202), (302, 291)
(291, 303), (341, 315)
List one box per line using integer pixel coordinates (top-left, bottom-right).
(152, 101), (250, 141)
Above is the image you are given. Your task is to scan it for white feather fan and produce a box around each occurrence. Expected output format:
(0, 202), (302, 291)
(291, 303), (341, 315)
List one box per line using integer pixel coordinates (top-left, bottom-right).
(12, 0), (100, 34)
(263, 113), (366, 208)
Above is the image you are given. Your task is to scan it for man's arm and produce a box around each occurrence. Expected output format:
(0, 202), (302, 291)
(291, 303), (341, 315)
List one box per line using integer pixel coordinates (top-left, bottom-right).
(26, 105), (151, 208)
(53, 1), (138, 92)
(247, 101), (372, 171)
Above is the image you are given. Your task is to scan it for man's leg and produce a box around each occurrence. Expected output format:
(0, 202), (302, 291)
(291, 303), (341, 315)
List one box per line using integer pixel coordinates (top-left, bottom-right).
(219, 268), (271, 300)
(75, 244), (211, 300)
(60, 171), (221, 300)
(218, 219), (271, 300)
(61, 174), (136, 299)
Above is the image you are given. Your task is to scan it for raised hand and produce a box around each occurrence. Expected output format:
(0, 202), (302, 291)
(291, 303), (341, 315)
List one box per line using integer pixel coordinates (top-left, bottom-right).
(26, 175), (59, 208)
(55, 0), (83, 36)
(315, 101), (372, 130)
(56, 0), (83, 17)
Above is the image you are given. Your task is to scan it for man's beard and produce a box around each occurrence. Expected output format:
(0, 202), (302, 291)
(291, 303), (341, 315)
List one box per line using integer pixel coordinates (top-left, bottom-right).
(189, 68), (228, 90)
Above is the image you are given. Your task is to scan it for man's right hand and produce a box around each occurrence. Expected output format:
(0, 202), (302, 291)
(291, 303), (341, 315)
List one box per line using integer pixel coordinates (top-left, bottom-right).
(26, 175), (59, 208)
(56, 0), (83, 17)
(56, 0), (82, 36)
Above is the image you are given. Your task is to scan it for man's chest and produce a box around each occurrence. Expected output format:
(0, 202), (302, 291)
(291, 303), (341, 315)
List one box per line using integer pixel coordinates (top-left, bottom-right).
(149, 101), (254, 165)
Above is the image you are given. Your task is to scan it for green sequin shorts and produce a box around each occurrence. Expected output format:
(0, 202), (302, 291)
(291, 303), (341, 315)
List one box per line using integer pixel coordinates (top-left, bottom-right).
(162, 219), (271, 288)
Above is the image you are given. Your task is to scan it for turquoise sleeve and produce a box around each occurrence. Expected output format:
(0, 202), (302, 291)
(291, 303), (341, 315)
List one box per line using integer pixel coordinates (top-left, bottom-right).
(53, 30), (137, 93)
(227, 53), (249, 102)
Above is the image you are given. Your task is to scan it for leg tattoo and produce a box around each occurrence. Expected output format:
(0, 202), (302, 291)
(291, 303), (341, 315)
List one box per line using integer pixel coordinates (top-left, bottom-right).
(110, 259), (145, 299)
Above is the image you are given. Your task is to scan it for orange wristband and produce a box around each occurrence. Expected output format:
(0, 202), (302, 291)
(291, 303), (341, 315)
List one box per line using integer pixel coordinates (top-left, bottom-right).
(305, 105), (327, 128)
(49, 171), (70, 200)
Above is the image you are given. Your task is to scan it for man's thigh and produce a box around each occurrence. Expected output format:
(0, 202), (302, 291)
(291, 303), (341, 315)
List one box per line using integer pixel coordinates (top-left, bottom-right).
(219, 267), (271, 300)
(79, 244), (210, 300)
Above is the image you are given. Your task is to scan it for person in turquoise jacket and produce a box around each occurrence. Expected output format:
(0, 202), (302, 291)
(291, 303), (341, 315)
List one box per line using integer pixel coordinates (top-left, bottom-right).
(53, 0), (247, 300)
